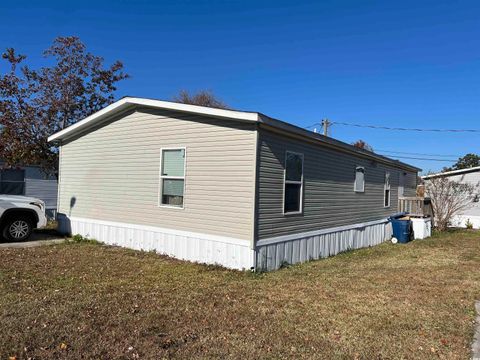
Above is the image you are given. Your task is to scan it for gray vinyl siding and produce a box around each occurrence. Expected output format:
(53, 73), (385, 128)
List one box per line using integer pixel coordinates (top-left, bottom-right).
(256, 129), (417, 239)
(23, 166), (58, 211)
(403, 172), (418, 197)
(0, 160), (58, 211)
(25, 179), (58, 210)
(58, 108), (256, 241)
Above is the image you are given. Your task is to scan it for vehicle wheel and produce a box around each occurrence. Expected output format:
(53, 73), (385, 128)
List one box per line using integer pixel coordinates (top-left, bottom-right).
(2, 217), (33, 242)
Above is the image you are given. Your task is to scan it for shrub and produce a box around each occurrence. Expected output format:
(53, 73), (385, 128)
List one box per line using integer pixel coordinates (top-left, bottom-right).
(465, 219), (474, 230)
(69, 234), (99, 244)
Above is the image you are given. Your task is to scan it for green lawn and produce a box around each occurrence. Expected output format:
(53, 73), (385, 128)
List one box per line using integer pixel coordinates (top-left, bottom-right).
(1, 230), (479, 359)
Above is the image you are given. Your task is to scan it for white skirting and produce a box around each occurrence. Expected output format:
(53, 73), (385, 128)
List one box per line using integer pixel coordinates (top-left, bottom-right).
(451, 214), (480, 229)
(58, 215), (393, 272)
(57, 215), (254, 270)
(255, 219), (392, 271)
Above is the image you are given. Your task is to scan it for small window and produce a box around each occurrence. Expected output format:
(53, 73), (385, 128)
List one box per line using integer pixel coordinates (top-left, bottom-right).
(384, 172), (391, 207)
(284, 151), (304, 214)
(159, 148), (186, 208)
(354, 166), (365, 192)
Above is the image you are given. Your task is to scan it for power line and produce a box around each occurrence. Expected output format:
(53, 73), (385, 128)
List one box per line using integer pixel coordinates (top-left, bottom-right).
(331, 121), (480, 133)
(383, 155), (456, 162)
(305, 121), (480, 133)
(303, 121), (468, 162)
(376, 149), (460, 158)
(305, 122), (323, 129)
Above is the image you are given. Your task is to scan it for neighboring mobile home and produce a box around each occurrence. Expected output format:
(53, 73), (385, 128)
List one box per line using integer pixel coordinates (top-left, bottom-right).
(0, 161), (58, 218)
(423, 166), (480, 229)
(48, 97), (420, 271)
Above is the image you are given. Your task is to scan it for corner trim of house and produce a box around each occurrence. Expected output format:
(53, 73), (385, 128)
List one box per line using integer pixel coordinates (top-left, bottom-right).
(256, 218), (389, 247)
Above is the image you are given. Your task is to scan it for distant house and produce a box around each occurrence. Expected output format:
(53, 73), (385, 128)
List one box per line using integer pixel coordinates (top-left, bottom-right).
(0, 161), (58, 218)
(423, 166), (480, 229)
(48, 97), (420, 271)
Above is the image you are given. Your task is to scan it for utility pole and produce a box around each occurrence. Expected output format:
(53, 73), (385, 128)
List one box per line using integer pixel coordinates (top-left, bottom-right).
(321, 118), (331, 137)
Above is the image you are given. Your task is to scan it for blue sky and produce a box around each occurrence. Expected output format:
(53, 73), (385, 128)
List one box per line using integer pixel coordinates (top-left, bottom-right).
(1, 0), (479, 173)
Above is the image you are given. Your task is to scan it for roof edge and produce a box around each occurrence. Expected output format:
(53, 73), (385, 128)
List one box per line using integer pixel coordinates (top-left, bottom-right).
(48, 97), (260, 142)
(47, 96), (420, 173)
(422, 165), (480, 179)
(258, 114), (422, 173)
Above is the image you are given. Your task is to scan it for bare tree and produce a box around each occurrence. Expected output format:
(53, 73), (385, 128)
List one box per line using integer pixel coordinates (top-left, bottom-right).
(352, 139), (374, 152)
(172, 90), (229, 109)
(424, 175), (479, 231)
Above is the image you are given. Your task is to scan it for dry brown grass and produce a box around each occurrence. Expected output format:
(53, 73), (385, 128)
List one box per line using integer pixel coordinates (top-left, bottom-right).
(0, 230), (479, 359)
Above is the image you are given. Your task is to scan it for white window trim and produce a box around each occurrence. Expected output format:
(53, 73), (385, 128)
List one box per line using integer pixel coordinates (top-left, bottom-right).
(354, 166), (365, 193)
(158, 147), (187, 209)
(384, 171), (391, 208)
(283, 151), (304, 216)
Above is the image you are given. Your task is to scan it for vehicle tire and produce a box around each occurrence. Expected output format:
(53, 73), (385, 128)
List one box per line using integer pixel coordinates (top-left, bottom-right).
(1, 217), (33, 242)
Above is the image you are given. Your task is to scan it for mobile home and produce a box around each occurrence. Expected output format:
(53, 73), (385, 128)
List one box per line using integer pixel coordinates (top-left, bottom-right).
(49, 97), (420, 271)
(0, 161), (58, 218)
(423, 166), (480, 229)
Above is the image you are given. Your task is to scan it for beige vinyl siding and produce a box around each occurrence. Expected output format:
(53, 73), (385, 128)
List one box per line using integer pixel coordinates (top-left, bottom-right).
(58, 108), (256, 241)
(257, 129), (417, 239)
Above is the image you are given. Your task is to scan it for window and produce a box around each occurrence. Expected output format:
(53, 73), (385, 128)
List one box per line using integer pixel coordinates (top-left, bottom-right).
(354, 166), (365, 192)
(384, 172), (391, 207)
(159, 148), (185, 208)
(284, 151), (304, 214)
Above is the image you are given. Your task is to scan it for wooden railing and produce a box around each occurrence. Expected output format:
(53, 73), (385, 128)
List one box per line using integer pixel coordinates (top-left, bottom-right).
(398, 197), (425, 216)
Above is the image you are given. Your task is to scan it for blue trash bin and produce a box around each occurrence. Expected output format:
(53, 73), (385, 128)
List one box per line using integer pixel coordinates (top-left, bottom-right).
(389, 215), (412, 243)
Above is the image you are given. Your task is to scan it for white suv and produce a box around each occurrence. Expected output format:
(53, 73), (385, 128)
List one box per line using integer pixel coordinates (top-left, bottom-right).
(0, 195), (48, 242)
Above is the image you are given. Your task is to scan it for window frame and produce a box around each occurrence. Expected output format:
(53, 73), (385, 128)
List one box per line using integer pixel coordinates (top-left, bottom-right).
(384, 171), (391, 208)
(354, 166), (365, 193)
(158, 147), (187, 209)
(282, 150), (304, 216)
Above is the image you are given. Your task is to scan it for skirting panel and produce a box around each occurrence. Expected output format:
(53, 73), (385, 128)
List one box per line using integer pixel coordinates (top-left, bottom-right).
(255, 219), (393, 271)
(57, 215), (254, 270)
(451, 215), (480, 229)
